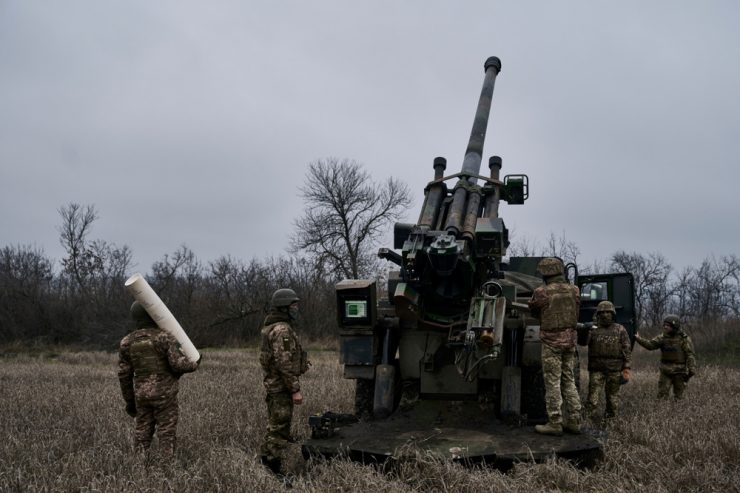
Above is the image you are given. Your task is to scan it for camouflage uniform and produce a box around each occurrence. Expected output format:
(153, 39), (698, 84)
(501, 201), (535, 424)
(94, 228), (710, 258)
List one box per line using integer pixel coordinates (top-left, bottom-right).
(635, 316), (696, 399)
(259, 310), (309, 464)
(528, 258), (582, 434)
(118, 303), (199, 456)
(580, 302), (631, 419)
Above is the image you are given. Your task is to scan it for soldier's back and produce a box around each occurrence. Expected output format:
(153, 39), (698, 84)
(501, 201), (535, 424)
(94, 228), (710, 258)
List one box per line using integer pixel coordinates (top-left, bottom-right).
(129, 328), (178, 400)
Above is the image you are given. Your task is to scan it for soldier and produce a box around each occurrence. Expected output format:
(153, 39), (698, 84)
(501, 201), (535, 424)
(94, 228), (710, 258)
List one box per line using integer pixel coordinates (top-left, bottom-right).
(635, 314), (696, 399)
(579, 301), (631, 422)
(528, 257), (582, 436)
(259, 288), (310, 476)
(118, 301), (200, 457)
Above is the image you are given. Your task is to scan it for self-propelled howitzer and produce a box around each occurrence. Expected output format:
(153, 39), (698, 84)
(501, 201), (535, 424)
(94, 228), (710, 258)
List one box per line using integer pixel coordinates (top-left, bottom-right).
(303, 57), (616, 469)
(373, 56), (534, 416)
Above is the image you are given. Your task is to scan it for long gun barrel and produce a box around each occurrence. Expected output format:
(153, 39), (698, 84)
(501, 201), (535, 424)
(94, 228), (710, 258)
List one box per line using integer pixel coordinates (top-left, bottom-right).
(461, 56), (502, 183)
(444, 57), (501, 236)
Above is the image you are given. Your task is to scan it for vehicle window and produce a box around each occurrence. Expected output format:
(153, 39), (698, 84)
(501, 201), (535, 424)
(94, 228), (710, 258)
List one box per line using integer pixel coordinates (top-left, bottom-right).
(580, 282), (608, 301)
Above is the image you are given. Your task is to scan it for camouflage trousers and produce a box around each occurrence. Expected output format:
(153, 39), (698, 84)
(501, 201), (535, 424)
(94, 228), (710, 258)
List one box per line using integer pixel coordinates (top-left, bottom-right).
(260, 391), (294, 460)
(586, 370), (622, 419)
(658, 371), (687, 399)
(541, 344), (581, 425)
(134, 392), (178, 456)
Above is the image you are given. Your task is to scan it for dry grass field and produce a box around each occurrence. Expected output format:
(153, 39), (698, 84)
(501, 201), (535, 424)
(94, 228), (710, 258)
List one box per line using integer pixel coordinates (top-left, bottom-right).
(1, 348), (738, 492)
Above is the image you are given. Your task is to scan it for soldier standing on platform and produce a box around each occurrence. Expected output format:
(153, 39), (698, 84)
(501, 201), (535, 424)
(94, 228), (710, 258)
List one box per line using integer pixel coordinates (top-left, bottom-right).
(528, 257), (582, 436)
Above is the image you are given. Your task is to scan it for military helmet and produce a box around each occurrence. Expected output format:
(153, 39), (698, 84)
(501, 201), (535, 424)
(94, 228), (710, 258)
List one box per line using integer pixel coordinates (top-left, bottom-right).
(596, 300), (616, 315)
(663, 314), (680, 330)
(130, 301), (156, 328)
(271, 288), (300, 309)
(537, 257), (564, 277)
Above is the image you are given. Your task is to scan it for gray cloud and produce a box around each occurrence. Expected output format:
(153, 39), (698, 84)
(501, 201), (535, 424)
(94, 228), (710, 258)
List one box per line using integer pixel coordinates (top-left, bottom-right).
(1, 0), (738, 273)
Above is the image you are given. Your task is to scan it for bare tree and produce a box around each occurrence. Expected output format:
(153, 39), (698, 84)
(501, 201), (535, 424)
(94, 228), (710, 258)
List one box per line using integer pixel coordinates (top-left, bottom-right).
(146, 245), (204, 341)
(506, 230), (580, 267)
(729, 255), (740, 318)
(670, 266), (695, 321)
(98, 240), (134, 281)
(57, 203), (100, 292)
(151, 245), (201, 301)
(290, 158), (412, 279)
(0, 245), (54, 341)
(505, 230), (539, 258)
(55, 203), (134, 345)
(543, 231), (581, 266)
(578, 258), (611, 276)
(206, 255), (262, 329)
(610, 250), (672, 326)
(686, 255), (740, 322)
(57, 203), (133, 297)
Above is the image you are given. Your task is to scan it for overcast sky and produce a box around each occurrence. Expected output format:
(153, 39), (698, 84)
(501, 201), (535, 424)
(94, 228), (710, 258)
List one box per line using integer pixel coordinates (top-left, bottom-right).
(1, 1), (738, 275)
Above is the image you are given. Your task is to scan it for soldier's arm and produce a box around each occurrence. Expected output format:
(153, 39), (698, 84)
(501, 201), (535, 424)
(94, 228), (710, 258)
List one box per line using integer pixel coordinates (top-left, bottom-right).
(620, 326), (632, 369)
(117, 337), (135, 404)
(635, 333), (662, 350)
(528, 288), (548, 318)
(162, 332), (199, 375)
(270, 325), (301, 393)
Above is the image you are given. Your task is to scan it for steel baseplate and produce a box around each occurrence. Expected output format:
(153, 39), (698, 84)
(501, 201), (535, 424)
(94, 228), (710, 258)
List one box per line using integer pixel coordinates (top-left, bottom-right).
(302, 400), (604, 471)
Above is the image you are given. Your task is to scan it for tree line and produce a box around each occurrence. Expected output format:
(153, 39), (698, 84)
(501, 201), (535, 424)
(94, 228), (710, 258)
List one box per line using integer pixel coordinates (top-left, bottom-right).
(0, 239), (341, 349)
(1, 158), (738, 351)
(0, 159), (408, 349)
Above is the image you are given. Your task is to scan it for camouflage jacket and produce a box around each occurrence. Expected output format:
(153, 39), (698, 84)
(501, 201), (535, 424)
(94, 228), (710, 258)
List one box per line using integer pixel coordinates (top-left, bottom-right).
(259, 312), (308, 394)
(635, 331), (696, 375)
(118, 327), (199, 404)
(528, 276), (580, 350)
(582, 322), (631, 372)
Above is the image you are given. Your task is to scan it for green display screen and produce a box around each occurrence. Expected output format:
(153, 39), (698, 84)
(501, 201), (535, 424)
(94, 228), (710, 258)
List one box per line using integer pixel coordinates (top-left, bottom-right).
(345, 300), (368, 318)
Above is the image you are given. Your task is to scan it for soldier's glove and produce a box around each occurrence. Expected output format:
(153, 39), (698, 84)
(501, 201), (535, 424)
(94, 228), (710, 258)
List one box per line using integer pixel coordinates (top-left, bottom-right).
(125, 402), (137, 418)
(621, 368), (631, 384)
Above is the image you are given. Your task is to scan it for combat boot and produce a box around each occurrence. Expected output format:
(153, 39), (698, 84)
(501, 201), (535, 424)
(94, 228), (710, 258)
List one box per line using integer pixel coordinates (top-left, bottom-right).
(260, 455), (282, 475)
(261, 456), (293, 488)
(534, 422), (563, 436)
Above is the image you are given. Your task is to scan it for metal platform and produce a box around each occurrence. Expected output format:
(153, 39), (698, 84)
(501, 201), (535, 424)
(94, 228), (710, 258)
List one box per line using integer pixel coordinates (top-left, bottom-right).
(303, 400), (604, 470)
